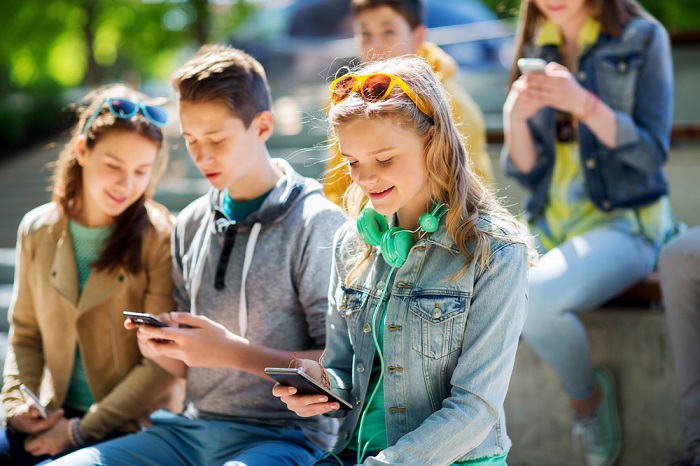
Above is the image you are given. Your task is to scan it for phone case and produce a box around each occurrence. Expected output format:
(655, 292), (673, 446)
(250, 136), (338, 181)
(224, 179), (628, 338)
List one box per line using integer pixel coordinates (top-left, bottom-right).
(264, 367), (353, 410)
(20, 384), (48, 419)
(122, 311), (167, 327)
(517, 58), (547, 74)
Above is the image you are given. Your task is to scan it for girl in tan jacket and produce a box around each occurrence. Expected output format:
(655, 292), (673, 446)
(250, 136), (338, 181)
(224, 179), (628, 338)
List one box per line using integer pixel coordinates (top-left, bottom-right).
(0, 84), (180, 465)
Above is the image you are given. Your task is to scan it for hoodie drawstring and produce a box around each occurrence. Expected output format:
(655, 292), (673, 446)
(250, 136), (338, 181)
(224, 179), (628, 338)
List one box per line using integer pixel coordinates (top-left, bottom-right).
(238, 222), (261, 338)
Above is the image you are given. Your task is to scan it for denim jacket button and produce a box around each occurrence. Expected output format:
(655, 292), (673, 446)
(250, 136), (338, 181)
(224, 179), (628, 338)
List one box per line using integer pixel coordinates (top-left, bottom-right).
(617, 61), (628, 72)
(578, 70), (587, 81)
(363, 323), (372, 334)
(585, 158), (596, 169)
(357, 363), (365, 373)
(377, 281), (385, 290)
(431, 307), (442, 318)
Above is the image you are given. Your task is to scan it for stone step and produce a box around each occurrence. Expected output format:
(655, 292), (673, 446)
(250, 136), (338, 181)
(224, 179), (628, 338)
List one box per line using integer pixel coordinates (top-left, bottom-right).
(0, 284), (12, 333)
(0, 248), (14, 285)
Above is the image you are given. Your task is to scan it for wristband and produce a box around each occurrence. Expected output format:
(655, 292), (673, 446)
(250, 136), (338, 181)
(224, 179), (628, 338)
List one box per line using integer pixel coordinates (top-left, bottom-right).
(317, 361), (331, 389)
(580, 91), (600, 121)
(68, 417), (87, 447)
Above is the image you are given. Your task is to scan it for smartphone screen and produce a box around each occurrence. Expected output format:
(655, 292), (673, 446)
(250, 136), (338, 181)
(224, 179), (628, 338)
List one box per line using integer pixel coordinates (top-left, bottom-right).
(264, 367), (353, 410)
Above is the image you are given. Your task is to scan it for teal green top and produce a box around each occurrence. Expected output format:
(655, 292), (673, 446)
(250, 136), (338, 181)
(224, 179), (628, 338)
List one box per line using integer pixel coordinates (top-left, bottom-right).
(222, 188), (273, 222)
(350, 312), (387, 453)
(65, 220), (112, 412)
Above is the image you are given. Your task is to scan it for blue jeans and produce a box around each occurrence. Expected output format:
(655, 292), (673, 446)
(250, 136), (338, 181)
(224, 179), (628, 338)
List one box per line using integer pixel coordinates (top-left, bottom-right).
(50, 409), (323, 466)
(521, 228), (655, 398)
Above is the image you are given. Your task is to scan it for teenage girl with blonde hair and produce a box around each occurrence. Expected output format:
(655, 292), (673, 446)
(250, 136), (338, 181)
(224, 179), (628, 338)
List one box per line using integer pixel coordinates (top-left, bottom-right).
(274, 55), (532, 466)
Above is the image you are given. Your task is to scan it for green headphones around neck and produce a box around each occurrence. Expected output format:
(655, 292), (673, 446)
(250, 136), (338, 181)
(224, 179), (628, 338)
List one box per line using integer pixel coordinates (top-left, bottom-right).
(356, 202), (448, 268)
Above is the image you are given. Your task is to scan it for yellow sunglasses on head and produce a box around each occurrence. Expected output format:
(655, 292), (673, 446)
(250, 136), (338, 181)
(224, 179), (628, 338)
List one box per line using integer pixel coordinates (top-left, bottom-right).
(329, 72), (433, 118)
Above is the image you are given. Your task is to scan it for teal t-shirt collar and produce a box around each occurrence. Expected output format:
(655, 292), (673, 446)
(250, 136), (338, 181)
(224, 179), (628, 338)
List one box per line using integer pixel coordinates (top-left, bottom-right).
(222, 188), (273, 222)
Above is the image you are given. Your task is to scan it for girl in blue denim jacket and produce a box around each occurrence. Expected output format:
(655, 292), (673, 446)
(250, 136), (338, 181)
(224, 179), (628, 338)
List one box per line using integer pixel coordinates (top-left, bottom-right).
(502, 1), (674, 465)
(273, 55), (532, 465)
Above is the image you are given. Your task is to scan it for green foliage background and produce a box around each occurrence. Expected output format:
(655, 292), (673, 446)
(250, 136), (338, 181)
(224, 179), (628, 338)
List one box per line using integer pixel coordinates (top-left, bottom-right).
(482, 0), (700, 33)
(0, 0), (254, 152)
(2, 0), (699, 153)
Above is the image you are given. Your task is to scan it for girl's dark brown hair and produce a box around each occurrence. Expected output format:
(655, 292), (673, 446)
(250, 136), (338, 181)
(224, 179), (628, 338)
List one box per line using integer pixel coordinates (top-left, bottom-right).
(52, 84), (168, 274)
(509, 0), (650, 84)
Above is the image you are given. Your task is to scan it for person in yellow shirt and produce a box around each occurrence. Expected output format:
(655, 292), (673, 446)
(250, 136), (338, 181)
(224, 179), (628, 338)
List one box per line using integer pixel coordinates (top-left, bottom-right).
(323, 0), (493, 206)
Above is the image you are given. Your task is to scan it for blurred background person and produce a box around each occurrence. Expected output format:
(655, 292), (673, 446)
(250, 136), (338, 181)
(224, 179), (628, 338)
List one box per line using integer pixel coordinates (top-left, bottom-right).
(502, 0), (674, 464)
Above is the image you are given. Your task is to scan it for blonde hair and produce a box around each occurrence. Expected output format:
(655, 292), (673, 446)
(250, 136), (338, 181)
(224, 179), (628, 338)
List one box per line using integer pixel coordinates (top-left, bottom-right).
(329, 55), (531, 284)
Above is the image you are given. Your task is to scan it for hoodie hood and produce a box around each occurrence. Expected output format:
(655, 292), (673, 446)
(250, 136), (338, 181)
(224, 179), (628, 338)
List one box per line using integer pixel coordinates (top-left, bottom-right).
(207, 158), (322, 231)
(418, 41), (458, 82)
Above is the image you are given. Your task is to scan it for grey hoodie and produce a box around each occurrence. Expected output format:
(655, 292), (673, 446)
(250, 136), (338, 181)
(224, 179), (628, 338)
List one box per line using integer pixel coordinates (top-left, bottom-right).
(171, 159), (345, 450)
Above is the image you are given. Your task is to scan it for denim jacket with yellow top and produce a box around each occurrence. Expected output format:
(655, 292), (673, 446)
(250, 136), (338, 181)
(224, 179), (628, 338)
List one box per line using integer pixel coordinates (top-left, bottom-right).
(322, 214), (528, 465)
(501, 16), (673, 231)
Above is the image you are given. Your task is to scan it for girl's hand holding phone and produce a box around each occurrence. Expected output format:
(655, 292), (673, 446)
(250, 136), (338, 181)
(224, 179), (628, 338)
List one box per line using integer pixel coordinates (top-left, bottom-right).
(517, 62), (589, 116)
(23, 415), (73, 457)
(271, 359), (341, 416)
(7, 405), (64, 436)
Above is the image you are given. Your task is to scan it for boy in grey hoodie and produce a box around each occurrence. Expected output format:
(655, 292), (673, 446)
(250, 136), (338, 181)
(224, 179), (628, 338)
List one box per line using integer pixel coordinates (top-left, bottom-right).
(53, 45), (345, 466)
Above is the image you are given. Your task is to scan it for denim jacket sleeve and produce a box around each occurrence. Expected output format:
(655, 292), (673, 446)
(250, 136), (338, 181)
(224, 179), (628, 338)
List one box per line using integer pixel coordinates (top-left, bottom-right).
(607, 20), (673, 174)
(323, 225), (355, 413)
(364, 240), (529, 465)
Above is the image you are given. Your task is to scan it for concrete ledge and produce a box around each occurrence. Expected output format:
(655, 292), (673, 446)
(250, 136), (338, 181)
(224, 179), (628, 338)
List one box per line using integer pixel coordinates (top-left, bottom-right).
(505, 308), (684, 466)
(0, 248), (14, 284)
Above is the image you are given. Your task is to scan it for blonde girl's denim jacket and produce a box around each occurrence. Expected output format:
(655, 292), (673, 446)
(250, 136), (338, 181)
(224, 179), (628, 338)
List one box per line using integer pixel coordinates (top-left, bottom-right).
(502, 17), (673, 221)
(322, 215), (529, 465)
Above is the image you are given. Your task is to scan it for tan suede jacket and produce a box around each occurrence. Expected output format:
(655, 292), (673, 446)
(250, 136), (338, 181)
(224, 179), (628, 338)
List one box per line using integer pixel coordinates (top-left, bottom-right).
(1, 200), (181, 440)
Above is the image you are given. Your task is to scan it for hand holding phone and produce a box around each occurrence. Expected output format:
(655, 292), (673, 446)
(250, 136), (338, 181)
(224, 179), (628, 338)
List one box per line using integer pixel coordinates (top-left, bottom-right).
(265, 367), (353, 410)
(517, 58), (547, 75)
(19, 384), (48, 419)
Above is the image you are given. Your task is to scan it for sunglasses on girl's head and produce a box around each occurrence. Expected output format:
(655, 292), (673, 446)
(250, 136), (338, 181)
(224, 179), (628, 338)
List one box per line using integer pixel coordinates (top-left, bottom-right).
(329, 73), (433, 118)
(82, 97), (169, 135)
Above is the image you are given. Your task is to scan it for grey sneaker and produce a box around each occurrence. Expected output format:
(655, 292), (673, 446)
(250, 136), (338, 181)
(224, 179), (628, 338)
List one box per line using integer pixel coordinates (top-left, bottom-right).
(572, 368), (622, 466)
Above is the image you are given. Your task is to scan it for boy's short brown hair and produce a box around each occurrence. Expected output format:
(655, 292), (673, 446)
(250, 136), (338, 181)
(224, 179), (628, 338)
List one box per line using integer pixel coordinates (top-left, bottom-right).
(171, 44), (271, 128)
(350, 0), (425, 29)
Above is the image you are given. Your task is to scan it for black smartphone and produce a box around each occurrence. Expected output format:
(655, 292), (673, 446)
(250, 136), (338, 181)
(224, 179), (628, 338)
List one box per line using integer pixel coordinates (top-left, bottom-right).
(122, 311), (167, 327)
(264, 367), (353, 410)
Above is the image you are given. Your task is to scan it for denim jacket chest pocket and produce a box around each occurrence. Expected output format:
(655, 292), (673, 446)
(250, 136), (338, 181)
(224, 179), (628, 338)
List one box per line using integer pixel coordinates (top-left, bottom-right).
(594, 53), (644, 115)
(335, 286), (371, 345)
(409, 292), (469, 359)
